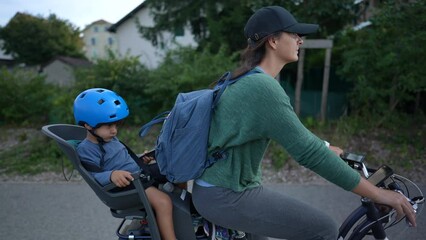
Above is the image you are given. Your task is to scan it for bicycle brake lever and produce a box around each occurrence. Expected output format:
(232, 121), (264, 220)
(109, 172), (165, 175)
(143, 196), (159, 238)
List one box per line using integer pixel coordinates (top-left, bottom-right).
(396, 190), (416, 206)
(412, 196), (424, 204)
(409, 196), (424, 214)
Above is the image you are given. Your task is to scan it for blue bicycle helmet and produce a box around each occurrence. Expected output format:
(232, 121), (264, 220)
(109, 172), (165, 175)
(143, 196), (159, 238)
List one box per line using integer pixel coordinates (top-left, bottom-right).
(73, 88), (129, 128)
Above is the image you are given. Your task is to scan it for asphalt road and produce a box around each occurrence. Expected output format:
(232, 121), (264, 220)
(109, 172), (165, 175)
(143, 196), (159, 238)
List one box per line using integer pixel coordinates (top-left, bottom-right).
(1, 182), (424, 239)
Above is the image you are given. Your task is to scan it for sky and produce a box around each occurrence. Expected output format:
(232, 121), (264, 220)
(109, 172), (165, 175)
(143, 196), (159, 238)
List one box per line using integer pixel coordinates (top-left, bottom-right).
(0, 0), (143, 29)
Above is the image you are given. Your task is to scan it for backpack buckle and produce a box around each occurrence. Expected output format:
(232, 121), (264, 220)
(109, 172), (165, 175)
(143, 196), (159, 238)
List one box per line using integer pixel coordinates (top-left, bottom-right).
(139, 173), (151, 182)
(211, 150), (227, 161)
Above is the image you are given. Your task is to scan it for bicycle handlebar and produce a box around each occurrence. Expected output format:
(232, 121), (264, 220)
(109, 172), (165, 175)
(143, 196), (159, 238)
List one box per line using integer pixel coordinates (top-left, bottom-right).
(341, 152), (424, 217)
(338, 152), (424, 239)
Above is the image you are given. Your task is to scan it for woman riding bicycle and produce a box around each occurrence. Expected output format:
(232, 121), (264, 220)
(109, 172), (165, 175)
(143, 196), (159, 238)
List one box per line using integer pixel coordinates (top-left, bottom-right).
(191, 6), (416, 240)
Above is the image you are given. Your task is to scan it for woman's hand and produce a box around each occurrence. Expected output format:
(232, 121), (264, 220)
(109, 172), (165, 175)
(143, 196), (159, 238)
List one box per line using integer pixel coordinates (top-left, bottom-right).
(374, 188), (417, 227)
(110, 170), (134, 187)
(352, 178), (417, 227)
(329, 145), (343, 156)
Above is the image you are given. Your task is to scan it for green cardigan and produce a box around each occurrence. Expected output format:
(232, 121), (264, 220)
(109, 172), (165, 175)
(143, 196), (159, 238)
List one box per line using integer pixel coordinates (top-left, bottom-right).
(200, 72), (360, 192)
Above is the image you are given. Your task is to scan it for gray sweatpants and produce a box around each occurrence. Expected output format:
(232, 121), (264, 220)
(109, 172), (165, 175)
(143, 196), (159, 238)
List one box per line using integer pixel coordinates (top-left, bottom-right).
(192, 183), (338, 240)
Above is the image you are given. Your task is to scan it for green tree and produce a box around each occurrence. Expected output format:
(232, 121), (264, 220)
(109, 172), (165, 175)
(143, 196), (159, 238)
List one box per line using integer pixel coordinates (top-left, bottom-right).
(138, 0), (355, 53)
(0, 13), (84, 65)
(338, 0), (426, 118)
(292, 0), (356, 37)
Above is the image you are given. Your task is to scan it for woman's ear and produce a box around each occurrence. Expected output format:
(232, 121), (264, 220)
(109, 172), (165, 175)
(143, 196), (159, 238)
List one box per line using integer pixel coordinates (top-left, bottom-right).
(267, 36), (278, 50)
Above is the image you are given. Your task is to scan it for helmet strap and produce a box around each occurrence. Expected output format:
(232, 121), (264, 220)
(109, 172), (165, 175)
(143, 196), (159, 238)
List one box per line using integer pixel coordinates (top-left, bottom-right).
(88, 129), (106, 168)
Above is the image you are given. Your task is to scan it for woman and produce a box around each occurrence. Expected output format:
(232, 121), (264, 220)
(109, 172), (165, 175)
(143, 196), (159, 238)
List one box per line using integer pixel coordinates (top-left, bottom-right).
(192, 6), (416, 240)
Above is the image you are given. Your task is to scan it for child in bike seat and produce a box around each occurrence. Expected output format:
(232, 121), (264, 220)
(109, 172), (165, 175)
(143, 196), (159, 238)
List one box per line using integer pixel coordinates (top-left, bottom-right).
(73, 88), (177, 240)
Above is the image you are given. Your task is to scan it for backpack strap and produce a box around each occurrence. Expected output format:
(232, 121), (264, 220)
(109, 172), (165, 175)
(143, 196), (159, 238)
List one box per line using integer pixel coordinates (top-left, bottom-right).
(212, 68), (262, 108)
(212, 72), (232, 108)
(139, 111), (170, 138)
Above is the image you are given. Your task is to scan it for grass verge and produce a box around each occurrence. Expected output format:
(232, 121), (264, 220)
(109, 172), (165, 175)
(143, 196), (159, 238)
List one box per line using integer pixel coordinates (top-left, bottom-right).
(0, 113), (424, 176)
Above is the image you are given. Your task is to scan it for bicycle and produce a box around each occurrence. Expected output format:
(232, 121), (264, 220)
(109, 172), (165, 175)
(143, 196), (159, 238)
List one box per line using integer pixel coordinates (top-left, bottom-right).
(338, 152), (424, 240)
(41, 124), (423, 240)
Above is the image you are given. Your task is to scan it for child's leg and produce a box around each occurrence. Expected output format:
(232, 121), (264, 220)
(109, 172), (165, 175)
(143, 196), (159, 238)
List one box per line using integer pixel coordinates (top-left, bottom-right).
(145, 186), (176, 240)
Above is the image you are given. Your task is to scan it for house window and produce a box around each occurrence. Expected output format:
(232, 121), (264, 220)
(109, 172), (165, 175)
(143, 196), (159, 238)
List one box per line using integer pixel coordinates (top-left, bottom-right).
(174, 26), (184, 37)
(91, 38), (96, 45)
(108, 37), (114, 45)
(94, 26), (99, 32)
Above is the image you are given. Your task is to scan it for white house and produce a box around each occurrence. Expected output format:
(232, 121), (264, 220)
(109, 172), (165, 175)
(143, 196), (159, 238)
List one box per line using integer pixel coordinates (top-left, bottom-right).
(0, 40), (15, 68)
(108, 2), (197, 69)
(82, 19), (118, 61)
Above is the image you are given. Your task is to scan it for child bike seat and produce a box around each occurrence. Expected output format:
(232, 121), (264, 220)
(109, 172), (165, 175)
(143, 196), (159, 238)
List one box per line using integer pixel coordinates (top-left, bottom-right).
(42, 124), (162, 239)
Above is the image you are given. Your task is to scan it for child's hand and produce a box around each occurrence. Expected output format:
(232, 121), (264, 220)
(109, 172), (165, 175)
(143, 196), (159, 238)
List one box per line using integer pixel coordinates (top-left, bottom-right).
(141, 150), (155, 164)
(110, 170), (134, 187)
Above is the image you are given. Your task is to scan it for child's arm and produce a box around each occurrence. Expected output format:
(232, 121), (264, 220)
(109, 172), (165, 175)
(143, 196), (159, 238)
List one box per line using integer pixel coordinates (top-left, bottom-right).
(110, 170), (134, 187)
(78, 146), (113, 186)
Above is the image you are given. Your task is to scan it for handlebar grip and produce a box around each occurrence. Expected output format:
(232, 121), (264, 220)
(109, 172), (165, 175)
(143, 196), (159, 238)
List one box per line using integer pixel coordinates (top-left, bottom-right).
(387, 182), (402, 192)
(387, 182), (414, 204)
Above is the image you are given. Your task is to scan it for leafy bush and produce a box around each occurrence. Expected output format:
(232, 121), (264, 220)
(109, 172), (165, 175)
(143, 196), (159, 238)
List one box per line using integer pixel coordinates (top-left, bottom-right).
(47, 86), (79, 124)
(0, 47), (240, 127)
(74, 53), (152, 124)
(267, 141), (289, 170)
(0, 68), (53, 125)
(145, 45), (239, 113)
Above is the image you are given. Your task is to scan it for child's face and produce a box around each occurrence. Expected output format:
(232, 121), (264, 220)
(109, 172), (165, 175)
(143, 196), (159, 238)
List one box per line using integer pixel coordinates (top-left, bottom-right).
(94, 123), (119, 142)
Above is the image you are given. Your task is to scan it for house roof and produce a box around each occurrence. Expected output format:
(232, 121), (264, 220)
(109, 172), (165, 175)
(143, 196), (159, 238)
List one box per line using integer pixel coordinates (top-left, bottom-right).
(83, 19), (112, 31)
(45, 56), (92, 68)
(108, 2), (147, 32)
(91, 19), (111, 25)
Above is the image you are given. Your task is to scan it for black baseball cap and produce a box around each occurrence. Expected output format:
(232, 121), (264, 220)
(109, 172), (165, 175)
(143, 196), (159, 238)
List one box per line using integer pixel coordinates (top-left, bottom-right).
(244, 6), (319, 42)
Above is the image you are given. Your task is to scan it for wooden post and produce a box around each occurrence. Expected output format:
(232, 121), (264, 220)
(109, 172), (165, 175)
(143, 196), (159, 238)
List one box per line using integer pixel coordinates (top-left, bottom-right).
(295, 39), (333, 121)
(295, 48), (305, 116)
(320, 48), (332, 121)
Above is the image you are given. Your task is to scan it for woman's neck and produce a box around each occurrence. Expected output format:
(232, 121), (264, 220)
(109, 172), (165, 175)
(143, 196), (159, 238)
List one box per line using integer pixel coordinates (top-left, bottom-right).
(258, 60), (285, 79)
(258, 42), (289, 78)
